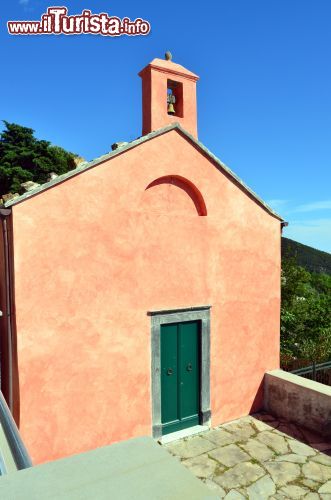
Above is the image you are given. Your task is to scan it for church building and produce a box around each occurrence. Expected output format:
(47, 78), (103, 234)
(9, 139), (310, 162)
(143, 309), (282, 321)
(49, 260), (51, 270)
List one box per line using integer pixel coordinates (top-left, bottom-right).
(0, 53), (284, 464)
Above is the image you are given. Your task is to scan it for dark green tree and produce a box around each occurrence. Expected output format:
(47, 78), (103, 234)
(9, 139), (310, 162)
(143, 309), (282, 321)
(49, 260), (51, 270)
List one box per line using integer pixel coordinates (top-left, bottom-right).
(0, 121), (77, 197)
(281, 256), (331, 364)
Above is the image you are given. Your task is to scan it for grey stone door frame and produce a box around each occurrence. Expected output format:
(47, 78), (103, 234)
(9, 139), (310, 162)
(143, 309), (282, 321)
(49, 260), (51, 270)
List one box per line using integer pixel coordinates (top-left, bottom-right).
(148, 305), (211, 439)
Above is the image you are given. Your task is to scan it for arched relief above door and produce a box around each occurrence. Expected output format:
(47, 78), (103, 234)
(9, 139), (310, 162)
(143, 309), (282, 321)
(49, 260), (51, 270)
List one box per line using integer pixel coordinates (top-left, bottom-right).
(143, 175), (207, 216)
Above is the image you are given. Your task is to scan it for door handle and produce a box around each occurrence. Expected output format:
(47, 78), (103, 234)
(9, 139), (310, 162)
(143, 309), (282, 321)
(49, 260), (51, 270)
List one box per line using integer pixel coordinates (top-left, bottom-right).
(167, 368), (173, 376)
(186, 363), (192, 372)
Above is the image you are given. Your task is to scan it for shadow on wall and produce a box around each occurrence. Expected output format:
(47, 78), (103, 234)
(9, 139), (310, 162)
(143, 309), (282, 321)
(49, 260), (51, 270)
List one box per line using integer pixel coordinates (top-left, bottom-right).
(0, 211), (21, 428)
(249, 378), (264, 414)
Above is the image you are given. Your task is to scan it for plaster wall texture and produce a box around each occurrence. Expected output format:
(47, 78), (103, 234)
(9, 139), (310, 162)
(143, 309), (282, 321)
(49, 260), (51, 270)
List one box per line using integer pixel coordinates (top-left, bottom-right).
(264, 370), (331, 437)
(11, 129), (281, 463)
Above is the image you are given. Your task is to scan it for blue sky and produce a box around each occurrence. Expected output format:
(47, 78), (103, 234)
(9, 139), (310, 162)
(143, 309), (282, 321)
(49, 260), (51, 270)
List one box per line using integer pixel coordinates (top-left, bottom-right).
(1, 1), (331, 252)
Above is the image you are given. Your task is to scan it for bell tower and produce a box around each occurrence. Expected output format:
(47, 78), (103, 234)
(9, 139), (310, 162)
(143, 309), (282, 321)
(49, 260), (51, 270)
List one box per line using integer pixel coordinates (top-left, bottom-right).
(138, 52), (199, 139)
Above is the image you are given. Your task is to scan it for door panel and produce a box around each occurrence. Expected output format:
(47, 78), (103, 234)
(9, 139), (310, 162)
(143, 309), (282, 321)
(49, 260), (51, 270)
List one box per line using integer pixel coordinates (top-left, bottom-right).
(179, 322), (199, 421)
(160, 321), (200, 435)
(161, 324), (178, 426)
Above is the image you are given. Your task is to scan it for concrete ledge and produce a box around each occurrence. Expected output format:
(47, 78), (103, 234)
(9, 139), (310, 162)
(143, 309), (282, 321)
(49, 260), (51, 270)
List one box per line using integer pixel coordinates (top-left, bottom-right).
(264, 369), (331, 438)
(0, 436), (220, 499)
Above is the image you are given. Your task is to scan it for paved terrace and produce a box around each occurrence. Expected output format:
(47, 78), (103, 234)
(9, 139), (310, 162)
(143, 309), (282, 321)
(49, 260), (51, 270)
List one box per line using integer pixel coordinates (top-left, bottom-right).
(164, 412), (331, 499)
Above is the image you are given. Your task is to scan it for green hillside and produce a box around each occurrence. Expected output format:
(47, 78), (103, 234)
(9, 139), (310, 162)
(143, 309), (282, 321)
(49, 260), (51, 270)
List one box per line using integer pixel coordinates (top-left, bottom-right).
(282, 237), (331, 275)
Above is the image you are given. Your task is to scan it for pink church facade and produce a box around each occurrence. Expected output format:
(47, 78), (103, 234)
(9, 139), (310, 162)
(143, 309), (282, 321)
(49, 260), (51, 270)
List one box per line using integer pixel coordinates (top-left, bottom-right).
(0, 56), (284, 464)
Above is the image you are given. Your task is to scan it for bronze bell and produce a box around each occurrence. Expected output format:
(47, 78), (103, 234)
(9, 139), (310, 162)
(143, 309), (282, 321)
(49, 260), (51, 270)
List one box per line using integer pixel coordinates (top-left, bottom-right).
(167, 102), (175, 115)
(167, 93), (176, 115)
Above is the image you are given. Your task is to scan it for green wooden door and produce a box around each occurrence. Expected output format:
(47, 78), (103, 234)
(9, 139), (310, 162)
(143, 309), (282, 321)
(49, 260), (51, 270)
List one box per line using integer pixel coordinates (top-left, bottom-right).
(160, 321), (200, 435)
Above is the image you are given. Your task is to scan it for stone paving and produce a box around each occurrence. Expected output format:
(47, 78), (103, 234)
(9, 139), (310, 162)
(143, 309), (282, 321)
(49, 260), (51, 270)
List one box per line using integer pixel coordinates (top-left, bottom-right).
(164, 412), (331, 499)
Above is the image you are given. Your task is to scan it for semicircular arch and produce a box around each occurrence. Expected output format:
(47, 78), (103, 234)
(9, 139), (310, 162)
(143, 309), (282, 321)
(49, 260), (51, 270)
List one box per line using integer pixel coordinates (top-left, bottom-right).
(144, 175), (207, 216)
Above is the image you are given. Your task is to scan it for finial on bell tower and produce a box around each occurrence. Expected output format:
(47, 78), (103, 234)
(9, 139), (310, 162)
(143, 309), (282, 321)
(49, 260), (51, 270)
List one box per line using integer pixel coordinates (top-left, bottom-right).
(165, 51), (172, 61)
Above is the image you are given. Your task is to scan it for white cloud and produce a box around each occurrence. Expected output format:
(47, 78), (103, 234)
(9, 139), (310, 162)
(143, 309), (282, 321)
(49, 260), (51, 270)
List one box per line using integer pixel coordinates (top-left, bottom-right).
(265, 198), (331, 251)
(283, 218), (331, 253)
(266, 199), (288, 210)
(293, 200), (331, 213)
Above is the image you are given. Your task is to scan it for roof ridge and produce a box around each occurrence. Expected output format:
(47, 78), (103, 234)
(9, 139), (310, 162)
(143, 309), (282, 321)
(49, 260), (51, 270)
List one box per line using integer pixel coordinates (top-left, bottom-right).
(4, 123), (284, 222)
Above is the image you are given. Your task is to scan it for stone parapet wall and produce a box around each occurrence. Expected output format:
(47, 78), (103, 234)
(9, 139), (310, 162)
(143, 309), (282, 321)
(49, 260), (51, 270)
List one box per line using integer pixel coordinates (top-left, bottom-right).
(264, 369), (331, 438)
